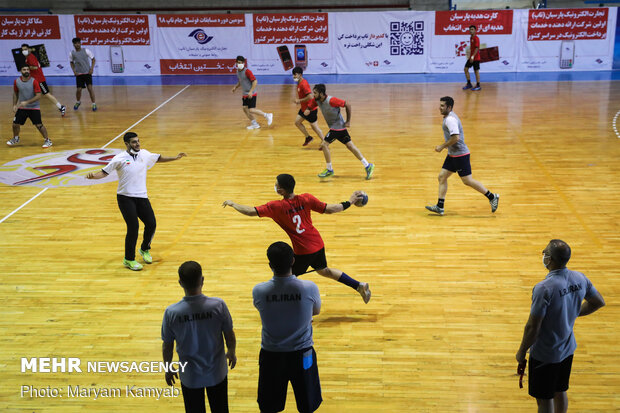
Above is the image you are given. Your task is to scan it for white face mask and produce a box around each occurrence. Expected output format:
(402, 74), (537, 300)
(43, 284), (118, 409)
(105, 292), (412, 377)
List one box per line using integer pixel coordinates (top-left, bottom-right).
(129, 148), (140, 155)
(274, 184), (279, 194)
(22, 50), (29, 56)
(237, 63), (244, 70)
(542, 253), (551, 269)
(293, 77), (300, 83)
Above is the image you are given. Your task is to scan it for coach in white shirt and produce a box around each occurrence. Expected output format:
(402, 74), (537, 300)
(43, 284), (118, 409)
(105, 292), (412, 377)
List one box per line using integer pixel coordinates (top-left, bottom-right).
(87, 131), (186, 270)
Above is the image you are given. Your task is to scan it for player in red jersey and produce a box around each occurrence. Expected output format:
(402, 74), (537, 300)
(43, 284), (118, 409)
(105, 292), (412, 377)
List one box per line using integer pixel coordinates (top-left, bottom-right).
(292, 66), (324, 147)
(21, 44), (66, 116)
(222, 173), (371, 303)
(463, 26), (481, 91)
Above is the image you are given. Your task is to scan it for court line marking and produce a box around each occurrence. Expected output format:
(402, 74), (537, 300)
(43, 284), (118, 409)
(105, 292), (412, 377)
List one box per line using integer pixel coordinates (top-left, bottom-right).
(0, 84), (191, 225)
(518, 136), (602, 249)
(613, 109), (620, 139)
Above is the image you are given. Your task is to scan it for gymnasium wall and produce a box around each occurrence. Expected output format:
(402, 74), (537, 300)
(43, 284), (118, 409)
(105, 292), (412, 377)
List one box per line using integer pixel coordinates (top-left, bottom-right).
(0, 7), (616, 76)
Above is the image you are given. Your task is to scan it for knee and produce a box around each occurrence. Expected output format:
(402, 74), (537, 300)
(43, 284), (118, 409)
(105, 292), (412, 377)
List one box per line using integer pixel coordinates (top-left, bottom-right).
(461, 177), (473, 186)
(295, 119), (303, 127)
(437, 174), (447, 183)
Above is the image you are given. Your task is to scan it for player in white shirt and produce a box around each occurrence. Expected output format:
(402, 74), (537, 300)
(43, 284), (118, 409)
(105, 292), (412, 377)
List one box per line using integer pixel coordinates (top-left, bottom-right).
(87, 132), (186, 270)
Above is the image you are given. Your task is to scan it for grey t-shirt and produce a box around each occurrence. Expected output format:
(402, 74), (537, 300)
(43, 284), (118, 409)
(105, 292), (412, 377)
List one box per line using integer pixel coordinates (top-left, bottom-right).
(253, 275), (321, 352)
(530, 268), (598, 363)
(442, 111), (470, 157)
(161, 294), (233, 388)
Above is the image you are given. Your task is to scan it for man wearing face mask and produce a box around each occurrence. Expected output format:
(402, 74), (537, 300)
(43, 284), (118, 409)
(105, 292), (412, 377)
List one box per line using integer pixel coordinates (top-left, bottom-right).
(21, 44), (66, 116)
(516, 239), (605, 413)
(70, 37), (97, 111)
(292, 66), (324, 147)
(7, 64), (53, 148)
(231, 55), (273, 130)
(86, 132), (187, 271)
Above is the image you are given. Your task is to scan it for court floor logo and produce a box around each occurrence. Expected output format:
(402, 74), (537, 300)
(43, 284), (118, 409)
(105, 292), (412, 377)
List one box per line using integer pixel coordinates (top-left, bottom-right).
(0, 148), (122, 188)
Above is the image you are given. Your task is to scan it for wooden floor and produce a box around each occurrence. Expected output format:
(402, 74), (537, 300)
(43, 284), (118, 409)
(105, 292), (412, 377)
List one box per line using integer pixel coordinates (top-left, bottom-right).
(0, 80), (619, 412)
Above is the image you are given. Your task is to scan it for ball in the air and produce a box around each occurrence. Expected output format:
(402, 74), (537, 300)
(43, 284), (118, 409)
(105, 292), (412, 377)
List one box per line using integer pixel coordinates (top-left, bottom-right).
(354, 191), (368, 207)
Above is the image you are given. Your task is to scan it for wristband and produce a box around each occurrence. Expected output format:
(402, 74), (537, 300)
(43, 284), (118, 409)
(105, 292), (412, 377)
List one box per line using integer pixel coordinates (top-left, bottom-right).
(341, 201), (351, 210)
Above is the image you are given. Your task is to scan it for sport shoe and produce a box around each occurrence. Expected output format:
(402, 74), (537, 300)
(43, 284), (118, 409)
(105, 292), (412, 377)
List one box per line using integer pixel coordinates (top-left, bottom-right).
(265, 113), (273, 126)
(60, 105), (66, 116)
(490, 193), (499, 213)
(303, 136), (313, 146)
(246, 123), (260, 130)
(139, 249), (153, 264)
(425, 204), (444, 215)
(6, 137), (20, 146)
(123, 259), (143, 271)
(357, 282), (371, 304)
(92, 103), (97, 111)
(463, 83), (473, 90)
(365, 163), (375, 180)
(317, 168), (334, 178)
(74, 102), (81, 110)
(471, 85), (481, 91)
(42, 138), (53, 148)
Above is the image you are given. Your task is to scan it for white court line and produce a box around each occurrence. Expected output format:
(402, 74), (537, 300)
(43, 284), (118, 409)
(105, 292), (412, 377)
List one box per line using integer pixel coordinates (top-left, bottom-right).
(613, 109), (620, 139)
(0, 84), (190, 224)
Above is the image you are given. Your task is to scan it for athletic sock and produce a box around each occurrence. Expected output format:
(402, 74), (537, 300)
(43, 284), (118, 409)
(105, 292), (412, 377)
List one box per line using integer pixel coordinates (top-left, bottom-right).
(476, 83), (481, 87)
(484, 191), (494, 201)
(361, 158), (370, 168)
(55, 102), (62, 109)
(437, 198), (445, 209)
(326, 163), (333, 170)
(337, 272), (360, 290)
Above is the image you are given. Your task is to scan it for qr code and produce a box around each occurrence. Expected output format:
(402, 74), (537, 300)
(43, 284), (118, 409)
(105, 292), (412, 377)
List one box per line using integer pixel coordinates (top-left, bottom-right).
(390, 21), (424, 56)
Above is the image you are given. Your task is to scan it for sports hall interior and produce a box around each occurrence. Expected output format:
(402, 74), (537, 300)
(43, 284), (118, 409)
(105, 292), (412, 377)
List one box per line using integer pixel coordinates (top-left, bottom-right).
(0, 0), (619, 412)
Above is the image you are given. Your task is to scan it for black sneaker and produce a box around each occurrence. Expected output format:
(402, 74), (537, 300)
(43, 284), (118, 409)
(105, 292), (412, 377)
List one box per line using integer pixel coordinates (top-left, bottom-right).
(463, 83), (473, 90)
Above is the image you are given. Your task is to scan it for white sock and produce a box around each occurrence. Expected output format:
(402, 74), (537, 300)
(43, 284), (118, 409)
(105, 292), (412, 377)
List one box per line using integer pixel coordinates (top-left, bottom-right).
(76, 101), (81, 104)
(252, 119), (259, 124)
(361, 158), (369, 167)
(55, 102), (62, 109)
(326, 163), (333, 170)
(14, 136), (19, 140)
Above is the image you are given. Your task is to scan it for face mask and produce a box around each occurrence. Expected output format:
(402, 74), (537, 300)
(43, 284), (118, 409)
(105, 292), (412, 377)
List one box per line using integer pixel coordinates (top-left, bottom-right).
(129, 147), (140, 155)
(293, 77), (299, 83)
(22, 50), (29, 56)
(237, 63), (244, 70)
(274, 184), (279, 194)
(542, 253), (551, 269)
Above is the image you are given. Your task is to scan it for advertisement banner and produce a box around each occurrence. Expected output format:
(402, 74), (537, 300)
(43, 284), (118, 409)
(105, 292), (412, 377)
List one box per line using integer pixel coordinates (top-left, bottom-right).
(249, 13), (333, 74)
(520, 8), (616, 71)
(0, 16), (61, 39)
(333, 11), (430, 74)
(429, 10), (516, 72)
(156, 13), (248, 72)
(74, 15), (150, 45)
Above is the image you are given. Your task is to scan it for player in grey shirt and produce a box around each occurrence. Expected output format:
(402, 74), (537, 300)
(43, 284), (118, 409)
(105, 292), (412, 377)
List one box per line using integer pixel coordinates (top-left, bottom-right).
(162, 261), (237, 413)
(426, 96), (498, 216)
(70, 37), (97, 111)
(516, 240), (605, 413)
(253, 242), (322, 412)
(231, 55), (273, 130)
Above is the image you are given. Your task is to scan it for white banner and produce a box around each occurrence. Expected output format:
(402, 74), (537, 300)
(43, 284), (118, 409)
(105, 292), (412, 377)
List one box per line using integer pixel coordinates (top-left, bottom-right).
(333, 11), (430, 74)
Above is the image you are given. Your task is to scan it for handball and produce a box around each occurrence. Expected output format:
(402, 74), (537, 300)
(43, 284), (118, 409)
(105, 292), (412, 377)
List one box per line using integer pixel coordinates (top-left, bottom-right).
(354, 191), (368, 207)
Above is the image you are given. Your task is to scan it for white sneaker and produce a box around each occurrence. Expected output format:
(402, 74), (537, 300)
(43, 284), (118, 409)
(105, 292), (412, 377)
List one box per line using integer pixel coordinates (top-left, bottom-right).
(42, 138), (53, 148)
(357, 282), (371, 304)
(6, 137), (20, 146)
(246, 123), (260, 130)
(266, 113), (273, 126)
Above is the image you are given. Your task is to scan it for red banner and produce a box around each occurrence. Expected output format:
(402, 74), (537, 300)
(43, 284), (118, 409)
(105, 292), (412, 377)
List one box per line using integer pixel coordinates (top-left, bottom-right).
(254, 13), (328, 44)
(74, 15), (150, 45)
(0, 16), (60, 39)
(156, 14), (245, 27)
(527, 8), (608, 41)
(435, 10), (513, 35)
(160, 59), (236, 74)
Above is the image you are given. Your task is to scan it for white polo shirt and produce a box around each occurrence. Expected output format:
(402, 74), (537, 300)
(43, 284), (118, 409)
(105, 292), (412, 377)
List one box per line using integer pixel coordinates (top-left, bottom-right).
(102, 149), (160, 198)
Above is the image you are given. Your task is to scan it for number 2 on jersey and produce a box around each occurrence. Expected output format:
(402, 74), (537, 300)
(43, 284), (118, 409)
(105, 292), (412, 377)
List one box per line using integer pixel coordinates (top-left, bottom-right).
(292, 214), (305, 234)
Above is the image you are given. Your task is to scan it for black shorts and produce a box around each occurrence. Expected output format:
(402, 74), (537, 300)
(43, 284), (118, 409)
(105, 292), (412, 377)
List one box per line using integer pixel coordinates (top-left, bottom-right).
(298, 109), (318, 123)
(258, 347), (322, 413)
(324, 129), (351, 145)
(242, 95), (257, 109)
(529, 355), (573, 399)
(39, 81), (50, 95)
(13, 109), (42, 125)
(465, 60), (480, 71)
(293, 248), (328, 276)
(442, 154), (472, 177)
(76, 74), (92, 88)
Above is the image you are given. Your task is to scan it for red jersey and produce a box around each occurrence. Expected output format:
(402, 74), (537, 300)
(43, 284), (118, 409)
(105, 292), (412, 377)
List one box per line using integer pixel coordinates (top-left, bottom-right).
(25, 53), (45, 83)
(255, 193), (327, 255)
(470, 35), (481, 62)
(297, 78), (314, 112)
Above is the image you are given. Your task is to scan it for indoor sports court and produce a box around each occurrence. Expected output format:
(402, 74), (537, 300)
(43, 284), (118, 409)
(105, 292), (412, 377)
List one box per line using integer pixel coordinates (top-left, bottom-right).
(0, 2), (619, 413)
